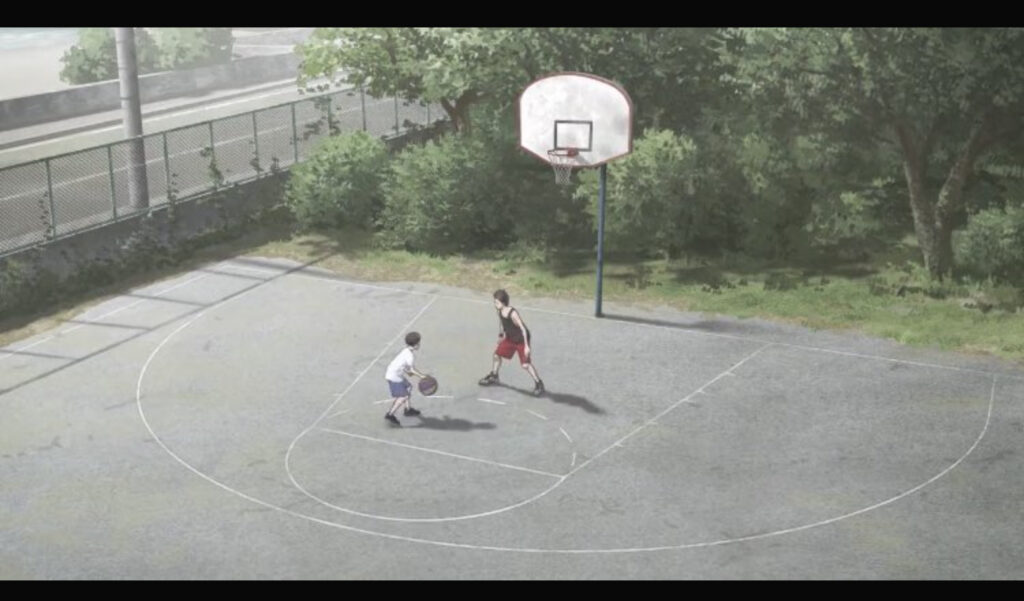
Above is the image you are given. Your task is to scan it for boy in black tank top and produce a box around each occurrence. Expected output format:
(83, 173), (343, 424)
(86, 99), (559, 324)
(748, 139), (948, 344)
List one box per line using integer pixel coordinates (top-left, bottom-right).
(479, 289), (545, 396)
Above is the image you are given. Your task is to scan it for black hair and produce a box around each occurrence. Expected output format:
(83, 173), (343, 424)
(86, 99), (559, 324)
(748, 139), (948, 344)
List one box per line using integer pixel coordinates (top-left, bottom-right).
(493, 289), (510, 306)
(405, 332), (421, 347)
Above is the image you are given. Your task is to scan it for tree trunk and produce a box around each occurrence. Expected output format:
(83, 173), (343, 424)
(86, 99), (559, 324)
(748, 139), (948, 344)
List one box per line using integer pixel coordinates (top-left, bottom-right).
(932, 118), (994, 279)
(452, 92), (476, 136)
(896, 124), (944, 278)
(439, 99), (460, 133)
(932, 178), (964, 281)
(439, 92), (479, 135)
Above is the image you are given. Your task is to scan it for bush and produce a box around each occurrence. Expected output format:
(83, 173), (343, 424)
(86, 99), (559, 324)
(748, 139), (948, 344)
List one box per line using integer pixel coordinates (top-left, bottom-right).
(573, 129), (705, 258)
(804, 191), (886, 259)
(285, 132), (390, 230)
(150, 28), (233, 70)
(954, 205), (1024, 285)
(60, 28), (160, 84)
(0, 257), (48, 316)
(476, 110), (594, 253)
(379, 134), (515, 254)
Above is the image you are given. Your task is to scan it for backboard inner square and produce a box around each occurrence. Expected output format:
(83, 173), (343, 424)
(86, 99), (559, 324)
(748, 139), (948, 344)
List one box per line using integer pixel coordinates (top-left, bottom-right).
(554, 120), (593, 151)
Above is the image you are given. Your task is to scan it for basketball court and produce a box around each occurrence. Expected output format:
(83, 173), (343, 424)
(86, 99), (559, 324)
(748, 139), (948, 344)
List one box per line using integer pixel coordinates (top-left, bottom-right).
(1, 254), (1022, 578)
(1, 73), (1022, 578)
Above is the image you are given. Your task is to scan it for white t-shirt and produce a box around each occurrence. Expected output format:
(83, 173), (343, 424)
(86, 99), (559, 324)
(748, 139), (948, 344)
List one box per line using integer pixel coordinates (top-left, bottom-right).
(385, 347), (415, 382)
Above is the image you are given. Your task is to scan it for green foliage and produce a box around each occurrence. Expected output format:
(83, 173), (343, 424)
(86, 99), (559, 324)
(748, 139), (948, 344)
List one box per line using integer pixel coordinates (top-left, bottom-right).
(285, 132), (390, 230)
(59, 28), (232, 85)
(379, 134), (515, 254)
(717, 28), (1024, 274)
(574, 130), (704, 257)
(298, 28), (529, 133)
(150, 28), (233, 71)
(59, 28), (160, 84)
(0, 256), (57, 316)
(805, 191), (886, 259)
(954, 205), (1024, 285)
(297, 28), (733, 136)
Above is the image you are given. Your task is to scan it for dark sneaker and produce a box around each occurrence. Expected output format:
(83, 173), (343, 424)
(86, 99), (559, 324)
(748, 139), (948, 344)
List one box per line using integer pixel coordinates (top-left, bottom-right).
(385, 413), (401, 426)
(404, 407), (421, 417)
(533, 380), (545, 397)
(478, 372), (499, 386)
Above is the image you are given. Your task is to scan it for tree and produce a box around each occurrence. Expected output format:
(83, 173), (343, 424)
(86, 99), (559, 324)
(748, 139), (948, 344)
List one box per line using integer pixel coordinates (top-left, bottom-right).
(60, 28), (159, 84)
(150, 28), (233, 70)
(298, 28), (545, 134)
(59, 28), (234, 85)
(296, 28), (734, 137)
(719, 28), (1024, 279)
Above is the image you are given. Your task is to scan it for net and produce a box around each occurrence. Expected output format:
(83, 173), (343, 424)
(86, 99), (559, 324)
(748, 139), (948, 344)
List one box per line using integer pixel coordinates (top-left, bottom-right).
(547, 148), (580, 185)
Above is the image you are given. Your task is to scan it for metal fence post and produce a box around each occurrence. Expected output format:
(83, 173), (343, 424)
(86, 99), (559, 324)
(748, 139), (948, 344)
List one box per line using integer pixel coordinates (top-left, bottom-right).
(252, 111), (260, 177)
(208, 121), (216, 167)
(360, 86), (367, 132)
(44, 158), (56, 238)
(163, 132), (172, 200)
(394, 95), (400, 135)
(291, 103), (299, 163)
(107, 145), (117, 220)
(326, 94), (334, 135)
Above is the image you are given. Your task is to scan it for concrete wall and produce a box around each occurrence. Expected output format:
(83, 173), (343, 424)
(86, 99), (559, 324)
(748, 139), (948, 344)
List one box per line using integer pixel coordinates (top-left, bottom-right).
(3, 174), (285, 285)
(0, 53), (301, 132)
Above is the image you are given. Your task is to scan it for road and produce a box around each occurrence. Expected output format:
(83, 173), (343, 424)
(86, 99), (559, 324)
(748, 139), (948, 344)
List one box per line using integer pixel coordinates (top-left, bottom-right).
(0, 87), (440, 254)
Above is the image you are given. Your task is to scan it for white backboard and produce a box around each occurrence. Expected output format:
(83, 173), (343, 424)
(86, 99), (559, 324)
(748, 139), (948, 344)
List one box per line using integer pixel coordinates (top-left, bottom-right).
(518, 72), (633, 167)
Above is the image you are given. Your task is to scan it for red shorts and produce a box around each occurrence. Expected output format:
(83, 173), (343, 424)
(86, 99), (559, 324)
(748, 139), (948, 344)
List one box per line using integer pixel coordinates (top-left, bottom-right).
(495, 337), (530, 364)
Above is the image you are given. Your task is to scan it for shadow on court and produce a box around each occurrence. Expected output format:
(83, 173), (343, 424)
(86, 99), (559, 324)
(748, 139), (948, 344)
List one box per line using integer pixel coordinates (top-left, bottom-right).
(409, 415), (497, 431)
(601, 312), (744, 336)
(492, 382), (605, 415)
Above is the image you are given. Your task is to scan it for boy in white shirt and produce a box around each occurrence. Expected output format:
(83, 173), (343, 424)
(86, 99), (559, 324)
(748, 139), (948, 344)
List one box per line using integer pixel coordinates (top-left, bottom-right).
(384, 332), (429, 426)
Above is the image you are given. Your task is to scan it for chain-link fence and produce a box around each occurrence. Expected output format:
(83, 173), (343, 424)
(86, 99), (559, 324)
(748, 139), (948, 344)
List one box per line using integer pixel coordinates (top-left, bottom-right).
(0, 87), (445, 256)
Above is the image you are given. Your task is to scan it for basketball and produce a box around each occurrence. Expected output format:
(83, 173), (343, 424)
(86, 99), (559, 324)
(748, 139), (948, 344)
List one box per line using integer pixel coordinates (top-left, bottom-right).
(418, 376), (438, 396)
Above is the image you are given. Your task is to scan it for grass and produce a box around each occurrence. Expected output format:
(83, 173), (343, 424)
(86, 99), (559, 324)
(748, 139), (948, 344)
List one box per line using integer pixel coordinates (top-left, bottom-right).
(3, 223), (1024, 366)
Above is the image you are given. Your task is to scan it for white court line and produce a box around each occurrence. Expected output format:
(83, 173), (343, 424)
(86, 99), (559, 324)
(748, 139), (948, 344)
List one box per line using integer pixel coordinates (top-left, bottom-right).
(425, 395), (454, 399)
(371, 395), (452, 405)
(559, 427), (573, 443)
(211, 265), (280, 277)
(0, 335), (55, 360)
(326, 409), (351, 419)
(320, 428), (562, 479)
(283, 269), (1023, 380)
(0, 272), (210, 361)
(285, 295), (438, 479)
(281, 292), (589, 524)
(58, 273), (210, 335)
(133, 268), (1004, 552)
(478, 398), (506, 405)
(571, 452), (577, 467)
(568, 344), (772, 477)
(526, 410), (548, 421)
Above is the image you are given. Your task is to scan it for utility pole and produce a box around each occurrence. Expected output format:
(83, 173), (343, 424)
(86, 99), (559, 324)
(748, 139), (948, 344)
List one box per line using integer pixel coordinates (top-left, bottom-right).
(115, 27), (149, 210)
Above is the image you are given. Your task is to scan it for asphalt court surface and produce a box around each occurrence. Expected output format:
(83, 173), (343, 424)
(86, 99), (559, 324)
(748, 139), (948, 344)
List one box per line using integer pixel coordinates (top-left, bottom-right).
(1, 256), (1022, 578)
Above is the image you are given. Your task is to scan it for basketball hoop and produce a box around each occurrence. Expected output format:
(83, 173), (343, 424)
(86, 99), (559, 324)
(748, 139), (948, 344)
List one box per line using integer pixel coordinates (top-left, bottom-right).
(548, 148), (580, 185)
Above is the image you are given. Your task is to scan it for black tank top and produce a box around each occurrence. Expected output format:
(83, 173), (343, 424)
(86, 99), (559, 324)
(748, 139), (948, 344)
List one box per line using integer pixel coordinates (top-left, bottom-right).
(499, 307), (530, 344)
